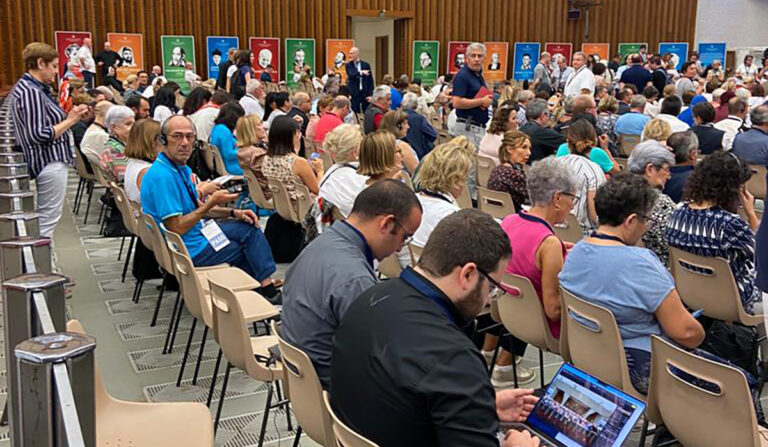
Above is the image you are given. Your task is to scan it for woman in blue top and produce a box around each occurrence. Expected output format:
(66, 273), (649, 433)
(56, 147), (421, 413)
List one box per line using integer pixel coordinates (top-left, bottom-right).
(555, 119), (620, 175)
(209, 101), (245, 175)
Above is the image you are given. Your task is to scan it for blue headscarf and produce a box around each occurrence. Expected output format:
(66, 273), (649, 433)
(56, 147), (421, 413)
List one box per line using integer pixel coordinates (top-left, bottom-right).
(678, 95), (708, 127)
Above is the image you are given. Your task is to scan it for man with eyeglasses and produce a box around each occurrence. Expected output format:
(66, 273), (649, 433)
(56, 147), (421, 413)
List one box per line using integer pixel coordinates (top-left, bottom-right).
(281, 179), (422, 389)
(521, 98), (566, 163)
(330, 209), (540, 447)
(140, 115), (282, 302)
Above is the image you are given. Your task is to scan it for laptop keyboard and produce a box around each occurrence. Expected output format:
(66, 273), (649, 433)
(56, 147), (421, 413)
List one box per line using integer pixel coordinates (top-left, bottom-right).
(499, 424), (558, 447)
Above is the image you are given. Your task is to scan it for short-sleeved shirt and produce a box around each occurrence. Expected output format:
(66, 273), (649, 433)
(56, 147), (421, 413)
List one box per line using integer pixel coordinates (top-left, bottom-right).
(556, 144), (613, 173)
(732, 128), (768, 166)
(615, 112), (650, 136)
(558, 154), (606, 234)
(559, 242), (675, 352)
(452, 65), (489, 126)
(209, 124), (243, 175)
(140, 152), (208, 258)
(619, 65), (652, 93)
(487, 163), (529, 212)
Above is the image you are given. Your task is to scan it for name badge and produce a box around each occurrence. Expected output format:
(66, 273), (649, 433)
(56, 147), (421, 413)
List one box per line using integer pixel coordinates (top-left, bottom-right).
(201, 219), (230, 252)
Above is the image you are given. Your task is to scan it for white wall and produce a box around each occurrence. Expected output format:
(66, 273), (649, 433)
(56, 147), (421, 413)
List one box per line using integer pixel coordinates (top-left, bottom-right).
(350, 17), (395, 82)
(695, 0), (768, 49)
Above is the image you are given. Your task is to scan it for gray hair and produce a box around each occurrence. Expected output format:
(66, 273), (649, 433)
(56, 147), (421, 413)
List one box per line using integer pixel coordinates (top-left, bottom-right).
(245, 79), (262, 94)
(627, 140), (676, 174)
(291, 91), (310, 106)
(555, 54), (567, 64)
(372, 85), (391, 102)
(104, 105), (134, 130)
(526, 157), (578, 206)
(629, 95), (647, 109)
(332, 95), (351, 109)
(752, 105), (768, 126)
(526, 98), (549, 121)
(540, 51), (551, 59)
(572, 51), (587, 61)
(519, 90), (535, 103)
(667, 131), (699, 164)
(401, 92), (419, 110)
(712, 88), (725, 101)
(466, 42), (487, 55)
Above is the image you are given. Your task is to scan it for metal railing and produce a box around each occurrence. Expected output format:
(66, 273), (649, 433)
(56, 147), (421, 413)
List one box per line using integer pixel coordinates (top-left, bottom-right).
(0, 98), (95, 446)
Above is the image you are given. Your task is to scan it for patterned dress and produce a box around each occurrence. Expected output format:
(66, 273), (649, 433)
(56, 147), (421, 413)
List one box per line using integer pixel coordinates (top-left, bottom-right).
(487, 163), (529, 212)
(262, 153), (304, 203)
(99, 137), (128, 184)
(641, 191), (676, 265)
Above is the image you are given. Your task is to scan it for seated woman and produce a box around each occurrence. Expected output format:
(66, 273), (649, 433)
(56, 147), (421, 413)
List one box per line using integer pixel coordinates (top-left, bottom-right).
(306, 95), (333, 144)
(641, 117), (672, 144)
(379, 111), (419, 174)
(484, 158), (577, 388)
(555, 123), (619, 175)
(487, 130), (531, 212)
(558, 119), (607, 235)
(596, 95), (619, 155)
(357, 130), (403, 186)
(209, 101), (246, 175)
(124, 119), (161, 203)
(666, 151), (763, 315)
(317, 124), (367, 217)
(236, 114), (270, 199)
(99, 105), (135, 184)
(627, 140), (676, 264)
(478, 101), (519, 165)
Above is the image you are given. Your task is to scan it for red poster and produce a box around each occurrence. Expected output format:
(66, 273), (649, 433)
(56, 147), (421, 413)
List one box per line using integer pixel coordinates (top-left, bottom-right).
(250, 37), (280, 83)
(544, 43), (573, 66)
(447, 41), (470, 75)
(55, 31), (92, 78)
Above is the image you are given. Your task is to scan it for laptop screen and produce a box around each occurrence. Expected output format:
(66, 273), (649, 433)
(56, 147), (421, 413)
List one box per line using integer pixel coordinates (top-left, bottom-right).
(525, 363), (646, 447)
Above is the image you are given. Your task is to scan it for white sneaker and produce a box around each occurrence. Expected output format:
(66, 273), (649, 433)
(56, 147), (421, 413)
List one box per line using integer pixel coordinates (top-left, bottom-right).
(481, 350), (494, 368)
(491, 360), (536, 388)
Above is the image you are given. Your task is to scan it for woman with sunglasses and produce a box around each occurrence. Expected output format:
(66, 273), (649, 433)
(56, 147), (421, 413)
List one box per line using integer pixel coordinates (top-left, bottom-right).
(627, 140), (676, 265)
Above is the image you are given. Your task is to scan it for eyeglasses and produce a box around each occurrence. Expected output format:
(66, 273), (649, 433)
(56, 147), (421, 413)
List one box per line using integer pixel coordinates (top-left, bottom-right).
(393, 219), (414, 245)
(639, 214), (659, 226)
(557, 191), (580, 206)
(478, 268), (506, 300)
(168, 133), (197, 142)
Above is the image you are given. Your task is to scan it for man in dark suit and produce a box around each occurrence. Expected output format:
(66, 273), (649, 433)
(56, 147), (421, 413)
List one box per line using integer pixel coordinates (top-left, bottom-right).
(521, 99), (566, 163)
(346, 47), (374, 114)
(690, 101), (724, 155)
(287, 91), (312, 157)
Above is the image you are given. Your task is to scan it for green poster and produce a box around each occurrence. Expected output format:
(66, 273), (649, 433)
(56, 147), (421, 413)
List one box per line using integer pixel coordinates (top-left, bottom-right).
(412, 41), (439, 87)
(285, 38), (316, 87)
(617, 42), (647, 61)
(161, 35), (196, 94)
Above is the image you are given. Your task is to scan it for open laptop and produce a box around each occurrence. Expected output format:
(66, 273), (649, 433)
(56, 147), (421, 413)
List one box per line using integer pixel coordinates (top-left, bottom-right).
(499, 363), (646, 447)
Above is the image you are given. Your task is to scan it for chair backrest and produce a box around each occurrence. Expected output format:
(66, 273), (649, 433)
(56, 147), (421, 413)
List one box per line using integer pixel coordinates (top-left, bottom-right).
(142, 214), (173, 273)
(498, 274), (560, 354)
(267, 178), (299, 222)
(110, 183), (138, 235)
(647, 335), (761, 447)
(209, 143), (229, 177)
(274, 322), (335, 446)
(618, 134), (640, 157)
(74, 148), (95, 180)
(455, 184), (472, 209)
(475, 155), (495, 189)
(668, 247), (760, 326)
(198, 141), (216, 174)
(243, 168), (274, 210)
(746, 164), (767, 201)
(477, 186), (515, 220)
(399, 171), (414, 190)
(559, 287), (642, 399)
(377, 253), (402, 278)
(319, 151), (333, 172)
(93, 164), (110, 187)
(322, 391), (379, 447)
(166, 230), (209, 324)
(407, 244), (422, 266)
(295, 183), (313, 221)
(66, 320), (113, 410)
(552, 213), (583, 244)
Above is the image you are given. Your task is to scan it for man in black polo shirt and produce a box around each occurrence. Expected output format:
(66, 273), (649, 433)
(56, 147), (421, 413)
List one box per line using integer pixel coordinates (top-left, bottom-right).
(330, 209), (540, 447)
(619, 54), (652, 93)
(452, 42), (492, 138)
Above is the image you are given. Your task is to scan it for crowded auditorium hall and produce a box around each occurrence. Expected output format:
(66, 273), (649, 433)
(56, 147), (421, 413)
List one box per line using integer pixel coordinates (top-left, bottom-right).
(3, 0), (768, 446)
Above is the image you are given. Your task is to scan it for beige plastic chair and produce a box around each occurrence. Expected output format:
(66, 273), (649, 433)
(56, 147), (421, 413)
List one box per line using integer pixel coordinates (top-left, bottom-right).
(477, 186), (516, 220)
(475, 154), (496, 189)
(456, 184), (472, 209)
(67, 319), (215, 447)
(669, 247), (763, 326)
(209, 144), (230, 177)
(267, 178), (299, 222)
(746, 164), (767, 201)
(273, 321), (335, 447)
(398, 171), (414, 190)
(319, 151), (333, 171)
(552, 213), (583, 244)
(407, 244), (423, 266)
(110, 183), (140, 282)
(377, 253), (402, 279)
(198, 141), (216, 174)
(243, 168), (274, 209)
(207, 271), (285, 443)
(322, 391), (379, 447)
(647, 335), (768, 447)
(618, 134), (640, 157)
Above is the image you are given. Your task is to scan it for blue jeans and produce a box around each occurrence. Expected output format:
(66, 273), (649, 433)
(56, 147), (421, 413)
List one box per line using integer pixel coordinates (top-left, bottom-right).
(192, 221), (276, 282)
(82, 71), (94, 88)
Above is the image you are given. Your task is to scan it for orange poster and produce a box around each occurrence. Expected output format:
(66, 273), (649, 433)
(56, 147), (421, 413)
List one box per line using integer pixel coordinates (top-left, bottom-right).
(483, 42), (509, 84)
(581, 43), (610, 62)
(326, 39), (355, 83)
(107, 33), (144, 81)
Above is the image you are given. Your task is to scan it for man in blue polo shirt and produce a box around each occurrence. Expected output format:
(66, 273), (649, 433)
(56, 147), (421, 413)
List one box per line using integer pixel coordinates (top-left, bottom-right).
(619, 54), (652, 93)
(452, 42), (493, 132)
(615, 95), (651, 136)
(140, 115), (281, 301)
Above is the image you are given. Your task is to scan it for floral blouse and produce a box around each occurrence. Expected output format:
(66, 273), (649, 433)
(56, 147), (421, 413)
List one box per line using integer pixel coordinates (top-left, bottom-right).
(642, 191), (676, 265)
(487, 163), (529, 212)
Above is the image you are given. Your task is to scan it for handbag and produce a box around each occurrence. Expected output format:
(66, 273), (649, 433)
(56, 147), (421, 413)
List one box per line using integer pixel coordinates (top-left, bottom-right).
(700, 320), (759, 376)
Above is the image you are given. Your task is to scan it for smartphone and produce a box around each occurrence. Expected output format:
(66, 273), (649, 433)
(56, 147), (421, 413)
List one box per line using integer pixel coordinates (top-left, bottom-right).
(308, 152), (321, 161)
(691, 309), (704, 318)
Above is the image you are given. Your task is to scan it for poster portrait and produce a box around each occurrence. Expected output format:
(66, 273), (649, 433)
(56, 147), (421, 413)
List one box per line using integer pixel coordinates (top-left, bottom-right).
(483, 42), (509, 84)
(513, 42), (540, 81)
(55, 31), (92, 78)
(250, 37), (280, 83)
(326, 39), (355, 83)
(161, 35), (195, 93)
(447, 41), (470, 75)
(544, 42), (573, 68)
(285, 38), (316, 87)
(581, 43), (610, 62)
(412, 40), (439, 87)
(107, 33), (143, 81)
(698, 42), (726, 68)
(206, 36), (239, 81)
(658, 42), (690, 71)
(618, 43), (647, 60)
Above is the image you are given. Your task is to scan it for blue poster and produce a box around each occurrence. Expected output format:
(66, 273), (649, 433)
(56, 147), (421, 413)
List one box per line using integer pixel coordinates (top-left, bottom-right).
(513, 42), (540, 81)
(206, 36), (239, 81)
(658, 42), (689, 71)
(698, 42), (727, 68)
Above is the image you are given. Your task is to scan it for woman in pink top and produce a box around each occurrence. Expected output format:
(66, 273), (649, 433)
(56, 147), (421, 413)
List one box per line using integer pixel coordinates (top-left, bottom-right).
(477, 101), (519, 165)
(482, 157), (578, 387)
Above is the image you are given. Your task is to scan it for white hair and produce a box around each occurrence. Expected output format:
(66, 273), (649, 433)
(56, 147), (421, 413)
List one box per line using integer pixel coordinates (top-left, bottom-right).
(372, 85), (391, 102)
(401, 92), (419, 110)
(466, 42), (487, 55)
(628, 140), (676, 174)
(104, 105), (134, 130)
(246, 79), (262, 94)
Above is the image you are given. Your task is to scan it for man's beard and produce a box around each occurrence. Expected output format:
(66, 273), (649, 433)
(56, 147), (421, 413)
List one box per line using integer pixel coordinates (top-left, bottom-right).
(454, 279), (486, 319)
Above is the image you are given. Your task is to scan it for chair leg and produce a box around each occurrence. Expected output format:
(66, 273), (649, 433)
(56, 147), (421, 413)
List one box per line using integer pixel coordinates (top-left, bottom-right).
(131, 279), (144, 303)
(121, 236), (135, 283)
(83, 183), (93, 224)
(292, 426), (302, 447)
(192, 325), (209, 385)
(539, 348), (545, 389)
(168, 299), (184, 352)
(73, 179), (83, 214)
(176, 317), (197, 386)
(206, 348), (223, 407)
(637, 416), (649, 447)
(511, 352), (519, 388)
(214, 362), (232, 435)
(163, 291), (181, 354)
(257, 382), (275, 447)
(150, 271), (168, 327)
(118, 236), (125, 260)
(275, 381), (292, 431)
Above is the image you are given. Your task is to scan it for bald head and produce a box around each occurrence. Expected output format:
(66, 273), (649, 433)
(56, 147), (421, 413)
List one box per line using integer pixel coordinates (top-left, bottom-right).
(350, 47), (360, 62)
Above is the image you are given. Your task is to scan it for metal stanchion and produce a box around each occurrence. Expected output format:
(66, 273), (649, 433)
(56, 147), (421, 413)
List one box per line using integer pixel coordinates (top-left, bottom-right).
(15, 332), (96, 447)
(0, 175), (30, 193)
(0, 237), (51, 281)
(0, 164), (28, 176)
(0, 212), (40, 241)
(0, 191), (35, 214)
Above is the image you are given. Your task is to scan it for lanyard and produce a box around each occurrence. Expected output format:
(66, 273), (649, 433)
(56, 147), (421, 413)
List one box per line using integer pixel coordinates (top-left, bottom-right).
(400, 267), (457, 325)
(518, 211), (556, 234)
(340, 221), (374, 268)
(157, 153), (198, 208)
(590, 232), (626, 245)
(420, 190), (454, 204)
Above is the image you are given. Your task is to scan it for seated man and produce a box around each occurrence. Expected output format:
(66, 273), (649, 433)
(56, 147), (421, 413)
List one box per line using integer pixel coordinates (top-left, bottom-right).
(281, 179), (422, 388)
(140, 115), (281, 301)
(331, 209), (540, 447)
(732, 105), (768, 166)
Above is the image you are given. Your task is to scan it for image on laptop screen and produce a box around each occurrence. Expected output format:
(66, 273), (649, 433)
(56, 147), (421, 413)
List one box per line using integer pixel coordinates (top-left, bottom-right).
(525, 364), (645, 447)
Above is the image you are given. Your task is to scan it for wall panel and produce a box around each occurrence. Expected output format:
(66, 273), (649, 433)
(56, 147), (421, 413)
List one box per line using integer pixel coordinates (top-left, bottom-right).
(0, 0), (697, 91)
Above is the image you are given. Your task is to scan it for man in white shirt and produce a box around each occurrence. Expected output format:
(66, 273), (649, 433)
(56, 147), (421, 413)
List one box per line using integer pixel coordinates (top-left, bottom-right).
(265, 91), (291, 130)
(77, 38), (96, 88)
(714, 97), (749, 150)
(551, 55), (574, 94)
(184, 62), (201, 89)
(563, 52), (594, 98)
(80, 101), (113, 166)
(655, 95), (690, 133)
(736, 55), (760, 79)
(190, 90), (230, 142)
(239, 79), (265, 118)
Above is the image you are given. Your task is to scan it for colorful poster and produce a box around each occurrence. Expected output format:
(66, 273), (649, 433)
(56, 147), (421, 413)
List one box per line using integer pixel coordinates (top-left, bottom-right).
(326, 39), (355, 83)
(513, 42), (540, 81)
(581, 43), (610, 62)
(618, 43), (647, 60)
(107, 33), (143, 81)
(412, 41), (439, 87)
(54, 31), (91, 78)
(206, 36), (238, 81)
(447, 41), (470, 74)
(544, 42), (573, 67)
(483, 42), (509, 84)
(161, 35), (195, 93)
(285, 38), (316, 87)
(658, 42), (689, 71)
(698, 42), (727, 68)
(250, 37), (280, 83)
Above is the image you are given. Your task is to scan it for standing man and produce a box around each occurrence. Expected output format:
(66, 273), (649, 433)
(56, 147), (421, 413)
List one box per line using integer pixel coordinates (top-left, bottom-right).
(648, 57), (668, 96)
(532, 51), (553, 94)
(10, 42), (88, 237)
(77, 37), (96, 88)
(563, 52), (595, 98)
(452, 42), (492, 145)
(216, 48), (236, 91)
(552, 55), (574, 93)
(346, 47), (374, 114)
(619, 54), (652, 93)
(95, 41), (122, 81)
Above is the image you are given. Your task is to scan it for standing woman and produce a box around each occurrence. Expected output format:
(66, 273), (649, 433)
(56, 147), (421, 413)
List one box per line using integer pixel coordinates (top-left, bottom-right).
(487, 130), (531, 212)
(10, 42), (88, 238)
